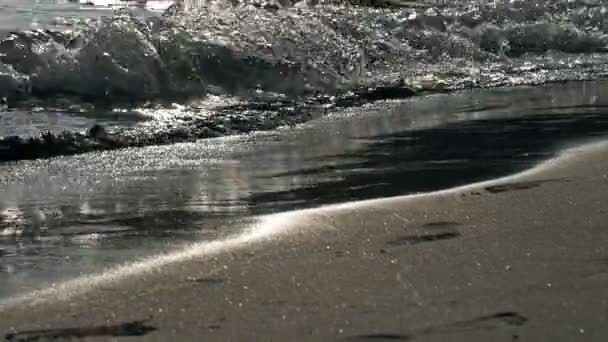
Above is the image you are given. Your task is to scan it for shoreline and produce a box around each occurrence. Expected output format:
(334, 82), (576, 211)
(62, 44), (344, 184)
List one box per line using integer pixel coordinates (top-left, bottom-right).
(1, 139), (606, 309)
(2, 139), (608, 340)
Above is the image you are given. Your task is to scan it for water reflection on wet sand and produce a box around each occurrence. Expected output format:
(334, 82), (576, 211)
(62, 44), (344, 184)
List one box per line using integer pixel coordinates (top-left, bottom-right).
(2, 80), (608, 299)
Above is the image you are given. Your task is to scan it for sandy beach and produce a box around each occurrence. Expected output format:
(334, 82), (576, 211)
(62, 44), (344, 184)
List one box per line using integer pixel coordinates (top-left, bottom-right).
(1, 140), (608, 341)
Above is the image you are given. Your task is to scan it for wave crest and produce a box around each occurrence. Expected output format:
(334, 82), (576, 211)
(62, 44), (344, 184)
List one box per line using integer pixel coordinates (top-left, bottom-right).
(3, 0), (608, 162)
(1, 1), (608, 104)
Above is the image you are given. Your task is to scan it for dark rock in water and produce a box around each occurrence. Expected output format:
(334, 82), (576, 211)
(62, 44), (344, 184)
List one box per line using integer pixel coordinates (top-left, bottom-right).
(335, 84), (418, 107)
(88, 124), (121, 147)
(354, 84), (418, 102)
(0, 130), (100, 162)
(87, 124), (108, 142)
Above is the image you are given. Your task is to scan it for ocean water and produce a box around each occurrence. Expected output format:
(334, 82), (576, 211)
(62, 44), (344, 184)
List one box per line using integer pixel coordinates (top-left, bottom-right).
(0, 1), (80, 32)
(3, 79), (608, 301)
(1, 1), (607, 115)
(2, 0), (608, 301)
(0, 1), (166, 34)
(0, 0), (171, 135)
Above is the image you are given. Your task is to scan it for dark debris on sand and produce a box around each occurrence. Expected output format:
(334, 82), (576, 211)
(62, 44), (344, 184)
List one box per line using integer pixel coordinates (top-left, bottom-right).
(5, 319), (156, 342)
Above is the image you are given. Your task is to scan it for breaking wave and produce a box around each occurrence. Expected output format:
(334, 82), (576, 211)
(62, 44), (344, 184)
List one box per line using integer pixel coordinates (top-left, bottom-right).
(2, 0), (608, 161)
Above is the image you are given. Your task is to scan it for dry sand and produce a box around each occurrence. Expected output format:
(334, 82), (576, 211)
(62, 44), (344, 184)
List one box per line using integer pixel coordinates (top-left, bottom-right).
(1, 141), (608, 341)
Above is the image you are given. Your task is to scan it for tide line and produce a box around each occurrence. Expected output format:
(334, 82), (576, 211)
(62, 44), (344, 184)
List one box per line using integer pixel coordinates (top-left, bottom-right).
(1, 139), (606, 310)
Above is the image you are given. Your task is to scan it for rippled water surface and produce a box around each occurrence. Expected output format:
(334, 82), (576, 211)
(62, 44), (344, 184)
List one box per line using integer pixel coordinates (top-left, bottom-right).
(2, 80), (608, 300)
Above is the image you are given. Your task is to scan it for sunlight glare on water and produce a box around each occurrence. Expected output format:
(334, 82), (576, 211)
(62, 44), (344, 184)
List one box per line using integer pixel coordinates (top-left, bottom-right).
(3, 80), (608, 300)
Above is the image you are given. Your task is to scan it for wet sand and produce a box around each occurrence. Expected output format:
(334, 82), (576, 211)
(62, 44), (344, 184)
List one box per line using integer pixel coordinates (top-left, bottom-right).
(2, 141), (608, 341)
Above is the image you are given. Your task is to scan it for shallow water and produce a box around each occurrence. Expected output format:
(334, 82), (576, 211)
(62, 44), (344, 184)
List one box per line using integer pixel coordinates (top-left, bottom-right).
(2, 80), (608, 300)
(3, 0), (608, 303)
(0, 108), (148, 137)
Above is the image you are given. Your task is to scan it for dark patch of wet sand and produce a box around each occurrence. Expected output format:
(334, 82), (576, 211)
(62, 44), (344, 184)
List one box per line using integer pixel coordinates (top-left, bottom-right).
(5, 319), (156, 342)
(386, 232), (461, 246)
(1, 143), (608, 341)
(484, 178), (570, 194)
